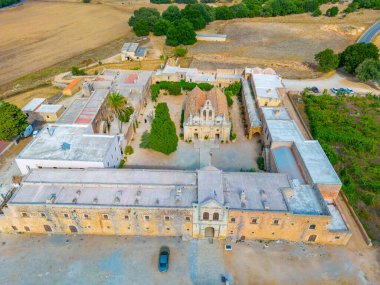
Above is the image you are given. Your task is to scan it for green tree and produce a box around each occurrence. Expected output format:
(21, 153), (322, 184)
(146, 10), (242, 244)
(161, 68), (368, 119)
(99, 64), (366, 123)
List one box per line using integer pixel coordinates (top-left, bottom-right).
(133, 19), (150, 36)
(173, 45), (188, 57)
(215, 6), (234, 20)
(312, 8), (322, 16)
(128, 7), (160, 33)
(314, 48), (340, 72)
(356, 59), (380, 82)
(153, 18), (171, 36)
(107, 92), (128, 132)
(150, 0), (171, 3)
(71, 66), (86, 76)
(225, 90), (234, 107)
(340, 43), (379, 74)
(181, 4), (207, 30)
(118, 107), (135, 132)
(0, 101), (28, 141)
(149, 103), (178, 154)
(166, 19), (197, 46)
(326, 6), (339, 17)
(162, 5), (182, 22)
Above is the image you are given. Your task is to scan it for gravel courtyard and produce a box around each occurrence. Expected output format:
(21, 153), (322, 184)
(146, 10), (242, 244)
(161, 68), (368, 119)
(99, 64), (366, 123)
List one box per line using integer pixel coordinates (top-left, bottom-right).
(0, 233), (377, 285)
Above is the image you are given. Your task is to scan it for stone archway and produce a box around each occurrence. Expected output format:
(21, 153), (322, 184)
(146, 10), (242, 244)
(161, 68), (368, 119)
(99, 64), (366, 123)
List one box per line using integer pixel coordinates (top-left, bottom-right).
(205, 227), (215, 238)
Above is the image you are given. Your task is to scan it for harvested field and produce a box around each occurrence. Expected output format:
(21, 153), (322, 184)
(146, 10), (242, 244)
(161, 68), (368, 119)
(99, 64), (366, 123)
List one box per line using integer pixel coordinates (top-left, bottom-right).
(189, 8), (380, 79)
(4, 86), (62, 108)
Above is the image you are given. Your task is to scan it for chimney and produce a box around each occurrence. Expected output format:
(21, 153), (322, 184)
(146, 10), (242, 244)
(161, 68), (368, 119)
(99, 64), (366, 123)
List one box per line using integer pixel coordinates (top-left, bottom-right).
(92, 197), (98, 204)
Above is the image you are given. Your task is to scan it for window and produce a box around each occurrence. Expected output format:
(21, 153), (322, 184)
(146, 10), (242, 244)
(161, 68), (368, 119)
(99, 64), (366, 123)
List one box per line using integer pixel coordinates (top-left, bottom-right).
(164, 216), (170, 221)
(69, 225), (78, 233)
(124, 215), (129, 220)
(144, 215), (150, 221)
(24, 226), (30, 232)
(203, 212), (209, 220)
(272, 219), (280, 225)
(166, 228), (170, 231)
(335, 236), (340, 240)
(44, 225), (52, 232)
(309, 224), (316, 230)
(21, 212), (29, 218)
(40, 213), (46, 218)
(11, 226), (18, 231)
(230, 217), (236, 223)
(102, 214), (109, 220)
(250, 218), (258, 224)
(230, 230), (234, 234)
(185, 216), (191, 222)
(213, 213), (219, 221)
(63, 213), (69, 219)
(308, 234), (317, 242)
(84, 214), (90, 219)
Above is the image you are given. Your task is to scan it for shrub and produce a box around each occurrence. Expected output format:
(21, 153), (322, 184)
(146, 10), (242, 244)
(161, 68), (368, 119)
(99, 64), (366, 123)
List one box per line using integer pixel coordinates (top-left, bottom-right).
(340, 43), (379, 74)
(150, 0), (171, 3)
(71, 66), (86, 76)
(83, 0), (91, 3)
(139, 131), (151, 148)
(314, 48), (339, 72)
(119, 159), (125, 168)
(173, 46), (188, 57)
(230, 132), (237, 141)
(312, 8), (322, 16)
(355, 59), (380, 82)
(225, 90), (234, 107)
(257, 156), (265, 170)
(325, 6), (339, 17)
(124, 145), (134, 155)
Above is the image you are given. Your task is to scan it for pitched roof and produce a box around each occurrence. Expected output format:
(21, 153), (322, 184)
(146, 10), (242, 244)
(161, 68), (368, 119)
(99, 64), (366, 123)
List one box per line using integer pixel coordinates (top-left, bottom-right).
(185, 87), (229, 120)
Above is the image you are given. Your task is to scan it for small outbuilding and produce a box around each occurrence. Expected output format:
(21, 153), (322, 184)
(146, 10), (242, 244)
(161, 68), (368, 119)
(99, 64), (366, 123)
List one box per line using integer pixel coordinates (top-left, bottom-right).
(63, 78), (83, 96)
(121, 42), (147, 61)
(196, 33), (227, 42)
(34, 104), (65, 122)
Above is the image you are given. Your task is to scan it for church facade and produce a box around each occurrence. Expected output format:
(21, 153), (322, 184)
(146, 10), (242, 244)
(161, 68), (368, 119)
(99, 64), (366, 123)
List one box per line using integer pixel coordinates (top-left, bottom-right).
(183, 87), (231, 142)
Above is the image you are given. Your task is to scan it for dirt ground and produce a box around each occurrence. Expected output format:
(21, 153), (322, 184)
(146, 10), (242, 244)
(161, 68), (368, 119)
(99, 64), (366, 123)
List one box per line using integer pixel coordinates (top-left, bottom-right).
(4, 86), (62, 108)
(189, 7), (379, 79)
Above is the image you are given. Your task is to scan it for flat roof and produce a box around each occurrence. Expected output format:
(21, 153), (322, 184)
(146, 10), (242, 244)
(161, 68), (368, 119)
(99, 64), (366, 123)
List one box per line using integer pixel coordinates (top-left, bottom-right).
(75, 90), (109, 124)
(241, 79), (261, 127)
(22, 98), (46, 112)
(261, 107), (291, 121)
(57, 98), (88, 124)
(251, 74), (283, 100)
(266, 120), (305, 143)
(223, 172), (290, 211)
(272, 147), (305, 184)
(196, 33), (227, 38)
(17, 124), (117, 162)
(295, 141), (341, 185)
(121, 42), (139, 53)
(135, 47), (147, 57)
(35, 104), (63, 114)
(198, 167), (224, 205)
(286, 182), (329, 215)
(327, 204), (348, 231)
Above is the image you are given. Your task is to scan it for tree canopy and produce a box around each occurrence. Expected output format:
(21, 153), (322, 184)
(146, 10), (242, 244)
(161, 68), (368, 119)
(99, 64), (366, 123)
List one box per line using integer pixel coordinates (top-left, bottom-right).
(128, 7), (160, 34)
(149, 103), (178, 154)
(314, 48), (340, 72)
(166, 19), (197, 46)
(325, 6), (339, 17)
(0, 0), (21, 8)
(0, 101), (28, 141)
(153, 18), (171, 36)
(340, 43), (379, 74)
(162, 5), (182, 22)
(355, 59), (380, 82)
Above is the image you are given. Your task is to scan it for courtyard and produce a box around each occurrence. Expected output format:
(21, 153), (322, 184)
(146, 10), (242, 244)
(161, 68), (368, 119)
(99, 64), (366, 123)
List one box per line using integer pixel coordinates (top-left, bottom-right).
(0, 232), (377, 285)
(126, 93), (260, 171)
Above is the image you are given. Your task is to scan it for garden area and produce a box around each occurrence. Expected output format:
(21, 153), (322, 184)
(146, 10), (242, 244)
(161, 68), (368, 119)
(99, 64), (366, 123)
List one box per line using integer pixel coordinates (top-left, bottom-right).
(303, 93), (380, 242)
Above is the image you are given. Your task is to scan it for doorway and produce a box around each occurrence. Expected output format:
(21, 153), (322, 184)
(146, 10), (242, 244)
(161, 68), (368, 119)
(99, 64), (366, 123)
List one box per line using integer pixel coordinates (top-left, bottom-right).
(194, 133), (199, 140)
(205, 227), (215, 238)
(308, 234), (317, 242)
(69, 225), (78, 233)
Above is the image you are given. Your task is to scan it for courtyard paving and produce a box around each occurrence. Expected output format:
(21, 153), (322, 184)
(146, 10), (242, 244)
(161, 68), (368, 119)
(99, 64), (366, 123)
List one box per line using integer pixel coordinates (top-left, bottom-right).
(0, 233), (377, 285)
(126, 94), (260, 172)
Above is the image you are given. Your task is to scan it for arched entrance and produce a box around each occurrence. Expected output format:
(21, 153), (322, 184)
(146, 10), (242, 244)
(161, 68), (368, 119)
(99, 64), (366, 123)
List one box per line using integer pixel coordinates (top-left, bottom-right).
(205, 227), (215, 238)
(308, 234), (317, 242)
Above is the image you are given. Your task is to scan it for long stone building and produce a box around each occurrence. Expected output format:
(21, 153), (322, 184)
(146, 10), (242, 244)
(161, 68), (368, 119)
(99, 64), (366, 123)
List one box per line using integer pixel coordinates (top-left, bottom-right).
(183, 87), (231, 142)
(0, 167), (351, 245)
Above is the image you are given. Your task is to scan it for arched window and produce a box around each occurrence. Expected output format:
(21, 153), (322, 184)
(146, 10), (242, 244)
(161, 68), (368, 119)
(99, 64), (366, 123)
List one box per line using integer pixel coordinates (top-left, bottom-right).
(203, 212), (209, 220)
(69, 225), (78, 233)
(213, 213), (219, 221)
(44, 225), (52, 232)
(209, 110), (212, 119)
(203, 111), (207, 120)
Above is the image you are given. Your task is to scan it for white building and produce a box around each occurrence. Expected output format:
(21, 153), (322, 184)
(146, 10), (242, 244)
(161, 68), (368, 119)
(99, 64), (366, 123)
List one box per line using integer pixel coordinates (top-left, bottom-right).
(121, 42), (147, 61)
(16, 124), (122, 175)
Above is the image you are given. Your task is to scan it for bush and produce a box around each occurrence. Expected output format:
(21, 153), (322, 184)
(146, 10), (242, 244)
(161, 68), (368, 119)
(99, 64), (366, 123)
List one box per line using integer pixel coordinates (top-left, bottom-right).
(150, 0), (171, 3)
(325, 6), (339, 17)
(230, 132), (237, 141)
(257, 156), (265, 170)
(71, 66), (86, 76)
(225, 90), (234, 107)
(124, 145), (134, 155)
(119, 159), (125, 168)
(225, 81), (241, 96)
(0, 101), (28, 141)
(314, 48), (339, 72)
(83, 0), (91, 3)
(173, 46), (188, 57)
(139, 131), (151, 148)
(0, 0), (21, 8)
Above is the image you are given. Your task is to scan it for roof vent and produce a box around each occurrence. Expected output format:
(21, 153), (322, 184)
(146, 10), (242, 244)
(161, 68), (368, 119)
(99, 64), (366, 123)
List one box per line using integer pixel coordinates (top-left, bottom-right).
(72, 198), (77, 204)
(262, 201), (270, 210)
(93, 197), (98, 204)
(61, 142), (71, 150)
(176, 186), (183, 201)
(114, 190), (122, 204)
(114, 196), (120, 204)
(155, 199), (159, 205)
(46, 193), (56, 204)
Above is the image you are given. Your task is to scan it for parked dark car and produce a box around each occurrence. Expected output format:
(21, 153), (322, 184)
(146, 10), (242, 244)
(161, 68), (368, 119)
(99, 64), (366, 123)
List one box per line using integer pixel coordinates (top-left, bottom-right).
(311, 86), (319, 93)
(158, 246), (170, 272)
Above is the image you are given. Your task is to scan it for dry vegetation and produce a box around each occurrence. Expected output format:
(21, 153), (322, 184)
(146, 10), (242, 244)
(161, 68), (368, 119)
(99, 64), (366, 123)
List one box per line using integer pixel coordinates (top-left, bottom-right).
(189, 7), (379, 78)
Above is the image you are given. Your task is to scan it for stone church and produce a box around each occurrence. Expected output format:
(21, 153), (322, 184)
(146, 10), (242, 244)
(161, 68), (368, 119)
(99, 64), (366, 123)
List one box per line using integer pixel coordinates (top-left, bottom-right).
(183, 87), (231, 142)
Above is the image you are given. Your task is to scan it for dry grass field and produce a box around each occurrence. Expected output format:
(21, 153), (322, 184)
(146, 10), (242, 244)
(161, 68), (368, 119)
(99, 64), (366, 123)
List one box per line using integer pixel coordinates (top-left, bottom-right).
(189, 7), (379, 78)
